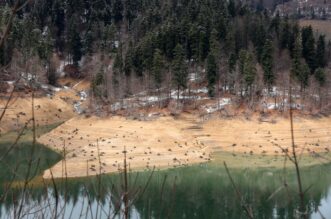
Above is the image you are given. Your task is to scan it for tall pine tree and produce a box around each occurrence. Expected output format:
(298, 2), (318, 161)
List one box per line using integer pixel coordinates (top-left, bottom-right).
(301, 26), (316, 73)
(316, 35), (326, 68)
(261, 39), (274, 91)
(206, 53), (218, 97)
(152, 49), (164, 89)
(172, 44), (188, 101)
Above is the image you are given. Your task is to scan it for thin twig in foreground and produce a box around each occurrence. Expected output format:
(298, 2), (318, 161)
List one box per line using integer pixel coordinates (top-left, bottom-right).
(224, 161), (254, 219)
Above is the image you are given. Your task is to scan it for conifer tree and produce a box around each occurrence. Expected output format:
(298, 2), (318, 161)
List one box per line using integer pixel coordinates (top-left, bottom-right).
(243, 52), (256, 94)
(315, 67), (326, 108)
(315, 68), (326, 87)
(125, 0), (138, 29)
(38, 27), (55, 84)
(70, 30), (82, 67)
(228, 0), (236, 17)
(67, 16), (83, 67)
(254, 22), (266, 62)
(280, 19), (291, 50)
(261, 39), (274, 91)
(210, 29), (221, 60)
(206, 53), (218, 97)
(238, 50), (256, 96)
(208, 29), (221, 97)
(172, 44), (188, 101)
(113, 0), (124, 24)
(299, 62), (310, 90)
(112, 47), (123, 98)
(92, 66), (105, 97)
(124, 42), (133, 77)
(152, 49), (164, 89)
(316, 35), (326, 68)
(301, 26), (316, 72)
(291, 34), (307, 90)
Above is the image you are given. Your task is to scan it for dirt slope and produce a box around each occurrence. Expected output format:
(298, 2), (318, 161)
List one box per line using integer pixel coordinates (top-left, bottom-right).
(0, 95), (75, 133)
(0, 79), (90, 133)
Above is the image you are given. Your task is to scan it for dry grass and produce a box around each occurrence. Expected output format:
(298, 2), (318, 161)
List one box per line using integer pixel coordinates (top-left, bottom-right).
(0, 94), (75, 133)
(203, 115), (331, 155)
(0, 79), (90, 133)
(37, 114), (331, 178)
(38, 114), (211, 178)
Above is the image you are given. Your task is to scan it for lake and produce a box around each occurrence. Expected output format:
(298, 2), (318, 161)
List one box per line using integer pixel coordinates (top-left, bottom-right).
(0, 127), (331, 219)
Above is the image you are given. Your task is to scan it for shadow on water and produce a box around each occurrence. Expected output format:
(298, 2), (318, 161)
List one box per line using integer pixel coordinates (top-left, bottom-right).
(0, 124), (62, 182)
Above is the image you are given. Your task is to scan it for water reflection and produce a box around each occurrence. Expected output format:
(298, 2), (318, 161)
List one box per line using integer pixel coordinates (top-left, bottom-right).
(1, 163), (331, 218)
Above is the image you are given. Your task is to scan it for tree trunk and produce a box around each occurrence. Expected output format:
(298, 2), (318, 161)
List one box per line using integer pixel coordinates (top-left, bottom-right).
(177, 85), (180, 107)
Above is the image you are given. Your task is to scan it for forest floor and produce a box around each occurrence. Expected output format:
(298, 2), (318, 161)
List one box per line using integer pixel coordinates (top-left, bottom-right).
(38, 113), (331, 179)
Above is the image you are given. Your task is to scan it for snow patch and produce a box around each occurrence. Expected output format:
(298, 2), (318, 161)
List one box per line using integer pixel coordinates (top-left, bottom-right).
(191, 87), (208, 94)
(74, 102), (83, 114)
(203, 98), (231, 113)
(78, 91), (88, 101)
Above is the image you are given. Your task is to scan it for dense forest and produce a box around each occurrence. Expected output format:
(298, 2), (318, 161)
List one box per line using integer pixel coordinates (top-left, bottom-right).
(0, 0), (330, 112)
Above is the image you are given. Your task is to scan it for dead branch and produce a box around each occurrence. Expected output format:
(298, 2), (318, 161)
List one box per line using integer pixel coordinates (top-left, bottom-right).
(0, 0), (32, 49)
(224, 161), (254, 219)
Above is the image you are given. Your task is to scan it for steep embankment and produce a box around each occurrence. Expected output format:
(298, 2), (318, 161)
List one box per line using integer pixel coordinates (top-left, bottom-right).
(0, 95), (75, 133)
(0, 79), (90, 133)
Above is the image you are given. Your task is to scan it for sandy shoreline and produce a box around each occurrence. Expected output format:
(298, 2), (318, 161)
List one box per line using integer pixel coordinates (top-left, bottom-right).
(37, 114), (331, 179)
(38, 115), (211, 178)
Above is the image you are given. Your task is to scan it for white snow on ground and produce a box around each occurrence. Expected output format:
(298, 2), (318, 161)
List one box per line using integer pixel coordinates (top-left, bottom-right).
(57, 60), (70, 77)
(74, 102), (83, 114)
(190, 87), (208, 94)
(267, 103), (280, 110)
(40, 83), (63, 92)
(222, 86), (230, 91)
(114, 41), (119, 48)
(188, 73), (196, 81)
(51, 87), (62, 92)
(262, 86), (283, 97)
(188, 73), (202, 82)
(170, 88), (209, 98)
(20, 72), (36, 82)
(41, 84), (49, 90)
(263, 101), (304, 110)
(111, 102), (122, 111)
(79, 91), (88, 101)
(203, 98), (231, 113)
(139, 96), (159, 103)
(6, 81), (15, 85)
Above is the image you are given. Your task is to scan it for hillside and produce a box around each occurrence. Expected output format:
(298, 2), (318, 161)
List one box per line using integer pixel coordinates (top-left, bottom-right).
(299, 19), (331, 41)
(0, 0), (329, 118)
(275, 0), (331, 19)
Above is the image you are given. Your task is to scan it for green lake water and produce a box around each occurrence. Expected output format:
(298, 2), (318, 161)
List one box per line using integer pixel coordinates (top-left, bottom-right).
(0, 126), (330, 219)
